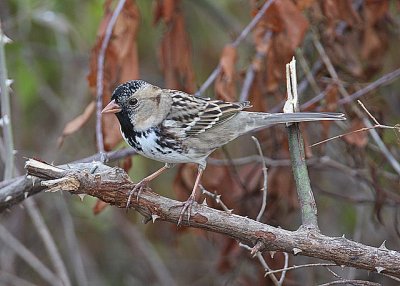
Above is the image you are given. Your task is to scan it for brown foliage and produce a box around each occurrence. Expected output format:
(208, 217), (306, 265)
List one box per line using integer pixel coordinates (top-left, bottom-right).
(215, 44), (238, 101)
(154, 0), (196, 93)
(253, 0), (309, 92)
(86, 0), (140, 151)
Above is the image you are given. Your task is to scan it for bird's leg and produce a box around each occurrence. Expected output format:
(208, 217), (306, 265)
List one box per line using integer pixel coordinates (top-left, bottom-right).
(126, 163), (173, 209)
(177, 166), (204, 226)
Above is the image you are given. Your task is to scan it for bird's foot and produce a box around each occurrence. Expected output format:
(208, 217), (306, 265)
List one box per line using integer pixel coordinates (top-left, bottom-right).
(125, 180), (148, 210)
(177, 195), (196, 226)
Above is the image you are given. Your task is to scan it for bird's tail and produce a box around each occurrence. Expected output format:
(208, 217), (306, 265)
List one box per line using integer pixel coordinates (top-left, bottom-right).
(241, 111), (345, 133)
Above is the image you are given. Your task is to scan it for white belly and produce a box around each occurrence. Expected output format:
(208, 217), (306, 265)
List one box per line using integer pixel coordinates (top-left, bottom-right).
(121, 128), (193, 164)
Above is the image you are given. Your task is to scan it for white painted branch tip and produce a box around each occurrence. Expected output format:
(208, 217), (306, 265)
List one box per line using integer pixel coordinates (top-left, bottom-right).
(284, 57), (298, 115)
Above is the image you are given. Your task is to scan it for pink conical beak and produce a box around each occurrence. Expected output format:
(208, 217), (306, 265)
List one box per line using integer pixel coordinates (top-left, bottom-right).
(101, 100), (122, 114)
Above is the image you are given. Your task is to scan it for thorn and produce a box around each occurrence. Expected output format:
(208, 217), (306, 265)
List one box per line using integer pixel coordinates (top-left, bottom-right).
(151, 214), (160, 223)
(77, 194), (86, 201)
(250, 241), (264, 256)
(227, 209), (234, 214)
(269, 251), (276, 258)
(0, 33), (12, 44)
(375, 266), (385, 273)
(5, 196), (12, 202)
(6, 79), (13, 87)
(24, 192), (29, 199)
(201, 198), (208, 206)
(0, 115), (10, 127)
(378, 240), (388, 250)
(292, 248), (302, 255)
(341, 234), (346, 238)
(340, 265), (345, 268)
(216, 195), (221, 203)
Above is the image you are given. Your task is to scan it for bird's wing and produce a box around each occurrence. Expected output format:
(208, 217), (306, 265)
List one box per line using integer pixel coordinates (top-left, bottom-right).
(164, 91), (251, 137)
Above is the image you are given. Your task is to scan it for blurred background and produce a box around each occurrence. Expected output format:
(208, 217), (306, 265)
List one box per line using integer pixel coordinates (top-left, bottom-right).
(0, 0), (399, 285)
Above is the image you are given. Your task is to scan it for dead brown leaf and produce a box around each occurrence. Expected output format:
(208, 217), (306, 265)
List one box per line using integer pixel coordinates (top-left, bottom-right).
(215, 44), (238, 102)
(87, 0), (140, 151)
(343, 118), (368, 148)
(154, 0), (196, 93)
(253, 0), (309, 92)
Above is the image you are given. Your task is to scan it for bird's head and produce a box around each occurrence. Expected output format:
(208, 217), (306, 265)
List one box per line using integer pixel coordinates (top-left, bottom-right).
(102, 80), (172, 130)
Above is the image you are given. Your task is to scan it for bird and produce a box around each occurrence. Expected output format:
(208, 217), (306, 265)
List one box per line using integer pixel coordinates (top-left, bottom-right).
(102, 80), (345, 225)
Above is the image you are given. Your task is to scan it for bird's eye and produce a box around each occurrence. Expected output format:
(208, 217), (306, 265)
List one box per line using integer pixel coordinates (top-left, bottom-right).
(128, 98), (138, 106)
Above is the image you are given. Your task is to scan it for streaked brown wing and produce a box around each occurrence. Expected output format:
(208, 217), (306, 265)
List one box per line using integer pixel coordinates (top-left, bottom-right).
(164, 90), (250, 137)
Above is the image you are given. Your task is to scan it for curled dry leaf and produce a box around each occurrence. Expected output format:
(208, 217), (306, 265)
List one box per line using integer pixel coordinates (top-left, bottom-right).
(57, 101), (95, 147)
(154, 0), (196, 93)
(215, 44), (238, 102)
(253, 0), (309, 91)
(87, 0), (140, 151)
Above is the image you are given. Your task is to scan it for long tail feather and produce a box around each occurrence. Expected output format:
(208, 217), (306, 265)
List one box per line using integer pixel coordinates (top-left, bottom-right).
(243, 111), (345, 132)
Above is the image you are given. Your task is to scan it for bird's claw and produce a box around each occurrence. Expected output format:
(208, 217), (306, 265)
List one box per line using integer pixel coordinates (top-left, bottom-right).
(125, 181), (148, 211)
(177, 195), (196, 226)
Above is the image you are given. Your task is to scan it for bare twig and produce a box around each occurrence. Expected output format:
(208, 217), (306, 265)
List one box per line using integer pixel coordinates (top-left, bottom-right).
(285, 58), (319, 229)
(278, 252), (289, 286)
(251, 136), (268, 222)
(0, 24), (15, 179)
(296, 49), (321, 96)
(0, 223), (62, 286)
(239, 243), (279, 285)
(196, 0), (275, 96)
(264, 263), (337, 276)
(56, 198), (88, 286)
(25, 198), (71, 286)
(239, 30), (273, 101)
(312, 32), (400, 175)
(199, 185), (231, 212)
(309, 123), (397, 148)
(338, 67), (400, 105)
(96, 0), (126, 162)
(114, 212), (176, 286)
(317, 280), (381, 286)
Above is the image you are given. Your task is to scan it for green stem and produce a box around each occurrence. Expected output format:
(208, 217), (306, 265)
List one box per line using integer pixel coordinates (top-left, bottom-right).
(287, 123), (319, 229)
(0, 25), (14, 179)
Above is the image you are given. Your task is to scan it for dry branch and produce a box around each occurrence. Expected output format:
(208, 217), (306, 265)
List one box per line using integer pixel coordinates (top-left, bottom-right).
(24, 159), (400, 277)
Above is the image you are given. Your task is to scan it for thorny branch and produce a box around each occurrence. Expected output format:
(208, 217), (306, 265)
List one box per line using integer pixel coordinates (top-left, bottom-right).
(0, 24), (15, 179)
(24, 159), (400, 278)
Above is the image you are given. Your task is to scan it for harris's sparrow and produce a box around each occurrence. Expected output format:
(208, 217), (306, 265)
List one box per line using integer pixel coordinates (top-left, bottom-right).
(102, 80), (345, 224)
